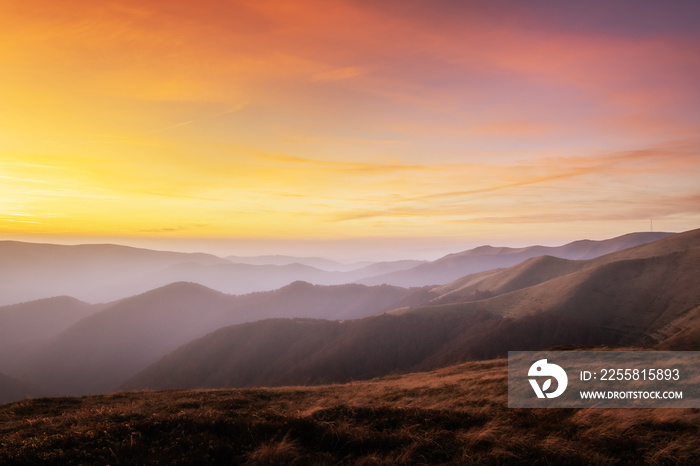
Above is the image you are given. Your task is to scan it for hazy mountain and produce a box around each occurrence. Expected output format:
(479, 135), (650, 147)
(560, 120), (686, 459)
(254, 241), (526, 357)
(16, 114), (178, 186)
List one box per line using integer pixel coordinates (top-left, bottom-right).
(126, 229), (700, 391)
(234, 281), (427, 320)
(421, 228), (700, 307)
(347, 260), (426, 278)
(10, 228), (697, 396)
(132, 262), (344, 295)
(398, 228), (700, 345)
(0, 372), (30, 404)
(0, 241), (423, 305)
(123, 310), (597, 391)
(22, 281), (418, 396)
(225, 255), (425, 275)
(102, 259), (428, 301)
(359, 231), (673, 287)
(1, 232), (664, 306)
(226, 255), (371, 271)
(0, 296), (100, 377)
(0, 241), (230, 305)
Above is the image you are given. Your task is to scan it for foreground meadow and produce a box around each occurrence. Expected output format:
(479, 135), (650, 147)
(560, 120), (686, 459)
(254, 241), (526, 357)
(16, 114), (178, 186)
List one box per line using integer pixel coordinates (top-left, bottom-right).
(1, 359), (697, 465)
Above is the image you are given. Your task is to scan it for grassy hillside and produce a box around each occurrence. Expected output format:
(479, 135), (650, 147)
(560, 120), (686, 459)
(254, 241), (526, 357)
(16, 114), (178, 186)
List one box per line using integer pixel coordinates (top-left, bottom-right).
(22, 282), (418, 397)
(2, 358), (698, 465)
(422, 248), (700, 344)
(126, 235), (700, 392)
(427, 255), (583, 305)
(124, 311), (605, 391)
(0, 373), (30, 405)
(360, 231), (673, 287)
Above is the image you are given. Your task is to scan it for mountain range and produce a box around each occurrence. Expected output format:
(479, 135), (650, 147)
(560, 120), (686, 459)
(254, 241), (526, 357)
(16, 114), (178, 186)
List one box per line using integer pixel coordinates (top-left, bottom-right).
(358, 231), (672, 286)
(125, 228), (700, 391)
(0, 231), (670, 305)
(1, 228), (695, 402)
(4, 281), (420, 396)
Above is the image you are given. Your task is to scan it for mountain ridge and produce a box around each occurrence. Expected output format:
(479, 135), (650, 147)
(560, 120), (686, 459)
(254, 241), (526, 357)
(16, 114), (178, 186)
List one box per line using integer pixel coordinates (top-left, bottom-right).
(18, 281), (421, 396)
(0, 231), (671, 305)
(359, 231), (673, 287)
(125, 228), (700, 391)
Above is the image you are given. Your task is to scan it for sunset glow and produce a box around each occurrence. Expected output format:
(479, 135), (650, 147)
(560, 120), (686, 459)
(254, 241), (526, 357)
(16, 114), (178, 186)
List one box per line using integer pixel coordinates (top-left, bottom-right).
(2, 0), (699, 255)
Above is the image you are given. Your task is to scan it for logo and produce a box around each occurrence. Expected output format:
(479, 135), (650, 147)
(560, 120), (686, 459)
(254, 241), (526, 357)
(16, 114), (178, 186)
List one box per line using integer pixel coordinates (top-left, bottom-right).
(528, 359), (568, 398)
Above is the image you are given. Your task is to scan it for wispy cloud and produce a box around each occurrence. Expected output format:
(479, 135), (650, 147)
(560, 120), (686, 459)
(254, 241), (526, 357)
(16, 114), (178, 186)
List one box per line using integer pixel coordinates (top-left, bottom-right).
(151, 102), (249, 134)
(2, 1), (699, 241)
(312, 66), (368, 82)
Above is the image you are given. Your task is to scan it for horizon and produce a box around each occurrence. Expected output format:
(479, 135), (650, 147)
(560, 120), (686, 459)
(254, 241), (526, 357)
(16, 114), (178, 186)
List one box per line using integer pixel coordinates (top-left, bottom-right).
(0, 227), (679, 263)
(2, 1), (699, 249)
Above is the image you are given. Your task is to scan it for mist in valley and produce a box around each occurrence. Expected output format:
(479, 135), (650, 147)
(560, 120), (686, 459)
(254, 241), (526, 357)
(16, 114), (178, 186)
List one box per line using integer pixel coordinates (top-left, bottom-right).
(2, 229), (698, 402)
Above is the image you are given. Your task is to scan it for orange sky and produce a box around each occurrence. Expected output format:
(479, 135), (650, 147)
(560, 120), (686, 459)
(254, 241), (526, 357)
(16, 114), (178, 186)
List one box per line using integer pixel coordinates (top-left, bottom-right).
(2, 0), (699, 257)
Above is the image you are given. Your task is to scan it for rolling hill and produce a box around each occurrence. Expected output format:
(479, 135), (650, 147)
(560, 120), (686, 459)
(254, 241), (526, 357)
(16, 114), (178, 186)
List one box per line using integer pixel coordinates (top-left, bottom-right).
(0, 373), (30, 404)
(225, 254), (372, 271)
(6, 228), (697, 398)
(0, 241), (230, 305)
(0, 232), (668, 306)
(0, 296), (100, 377)
(125, 228), (700, 391)
(122, 311), (598, 391)
(359, 231), (672, 287)
(0, 241), (425, 305)
(21, 281), (420, 396)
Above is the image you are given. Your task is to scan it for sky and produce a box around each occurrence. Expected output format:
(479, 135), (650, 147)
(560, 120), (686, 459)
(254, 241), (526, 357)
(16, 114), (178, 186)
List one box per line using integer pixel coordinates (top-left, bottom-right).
(1, 0), (699, 260)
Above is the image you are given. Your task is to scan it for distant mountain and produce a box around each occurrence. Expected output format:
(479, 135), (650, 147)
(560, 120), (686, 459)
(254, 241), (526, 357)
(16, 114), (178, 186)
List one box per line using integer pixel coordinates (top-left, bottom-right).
(0, 241), (230, 305)
(422, 229), (700, 307)
(125, 229), (700, 391)
(225, 255), (425, 275)
(359, 231), (673, 287)
(0, 296), (100, 377)
(0, 232), (665, 306)
(0, 372), (30, 404)
(226, 255), (371, 271)
(0, 241), (423, 305)
(22, 281), (419, 396)
(347, 260), (426, 278)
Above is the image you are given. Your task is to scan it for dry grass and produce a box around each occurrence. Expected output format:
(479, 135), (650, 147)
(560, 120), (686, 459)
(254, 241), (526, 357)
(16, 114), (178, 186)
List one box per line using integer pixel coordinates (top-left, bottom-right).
(1, 359), (698, 465)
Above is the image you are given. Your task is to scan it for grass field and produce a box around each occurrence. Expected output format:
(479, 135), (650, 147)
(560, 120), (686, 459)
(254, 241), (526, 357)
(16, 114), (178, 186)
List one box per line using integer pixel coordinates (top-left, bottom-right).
(1, 359), (698, 465)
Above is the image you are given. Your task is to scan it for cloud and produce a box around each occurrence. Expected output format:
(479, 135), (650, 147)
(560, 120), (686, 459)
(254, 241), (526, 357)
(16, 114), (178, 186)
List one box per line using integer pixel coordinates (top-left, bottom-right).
(327, 140), (700, 225)
(312, 66), (368, 82)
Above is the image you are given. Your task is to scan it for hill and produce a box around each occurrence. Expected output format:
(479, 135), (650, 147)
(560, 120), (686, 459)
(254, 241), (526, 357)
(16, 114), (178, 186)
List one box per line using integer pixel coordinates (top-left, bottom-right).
(398, 229), (700, 347)
(421, 227), (700, 307)
(0, 296), (99, 377)
(0, 232), (668, 305)
(426, 255), (584, 305)
(359, 231), (673, 287)
(0, 241), (230, 305)
(2, 358), (698, 464)
(126, 229), (700, 391)
(0, 241), (425, 305)
(0, 373), (30, 404)
(22, 282), (419, 396)
(226, 254), (376, 271)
